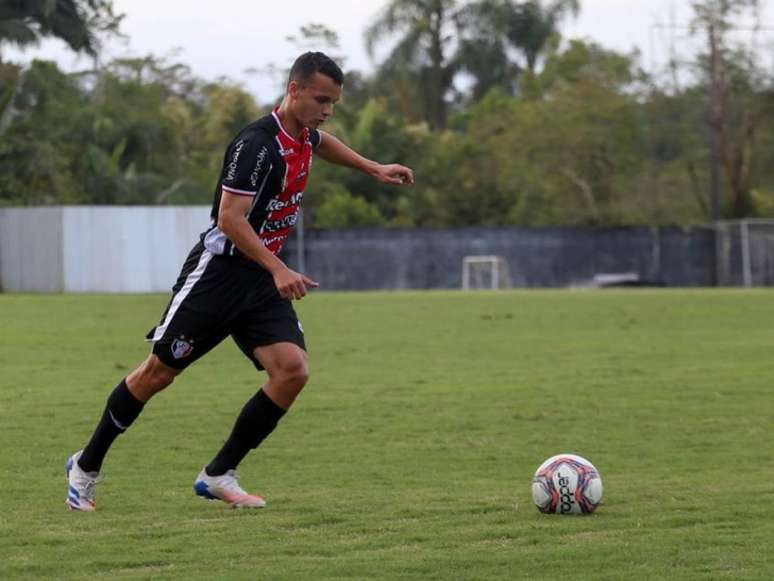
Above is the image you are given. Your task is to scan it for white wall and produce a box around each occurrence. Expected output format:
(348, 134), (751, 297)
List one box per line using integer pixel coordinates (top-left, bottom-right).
(0, 206), (211, 293)
(0, 207), (64, 292)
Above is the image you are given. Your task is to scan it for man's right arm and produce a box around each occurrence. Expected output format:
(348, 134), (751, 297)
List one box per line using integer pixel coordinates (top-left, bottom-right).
(217, 132), (317, 300)
(217, 193), (318, 300)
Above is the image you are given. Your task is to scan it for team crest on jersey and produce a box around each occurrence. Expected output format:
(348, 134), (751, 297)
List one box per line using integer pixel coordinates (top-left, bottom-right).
(171, 338), (194, 359)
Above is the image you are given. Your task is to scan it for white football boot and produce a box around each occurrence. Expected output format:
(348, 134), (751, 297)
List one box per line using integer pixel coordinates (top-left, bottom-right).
(193, 469), (266, 508)
(65, 451), (102, 512)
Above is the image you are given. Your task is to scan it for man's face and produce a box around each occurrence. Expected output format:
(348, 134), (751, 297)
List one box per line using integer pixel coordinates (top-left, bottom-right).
(288, 72), (342, 130)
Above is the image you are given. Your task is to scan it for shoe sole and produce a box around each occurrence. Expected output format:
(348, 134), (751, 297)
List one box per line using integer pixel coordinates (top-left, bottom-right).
(193, 481), (266, 508)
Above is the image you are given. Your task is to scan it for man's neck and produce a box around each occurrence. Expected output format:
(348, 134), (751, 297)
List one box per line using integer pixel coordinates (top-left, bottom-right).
(276, 100), (304, 140)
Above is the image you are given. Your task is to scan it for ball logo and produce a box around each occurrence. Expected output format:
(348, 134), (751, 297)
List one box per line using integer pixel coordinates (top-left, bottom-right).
(557, 472), (575, 513)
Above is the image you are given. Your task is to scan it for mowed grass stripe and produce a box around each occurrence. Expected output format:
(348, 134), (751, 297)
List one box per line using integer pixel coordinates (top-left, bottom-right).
(1, 290), (773, 580)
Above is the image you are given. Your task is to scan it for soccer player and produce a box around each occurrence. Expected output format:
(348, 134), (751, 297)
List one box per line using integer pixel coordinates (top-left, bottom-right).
(65, 52), (414, 511)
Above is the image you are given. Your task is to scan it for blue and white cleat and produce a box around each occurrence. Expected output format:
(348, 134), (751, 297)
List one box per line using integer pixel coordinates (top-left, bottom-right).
(65, 450), (101, 512)
(194, 469), (266, 508)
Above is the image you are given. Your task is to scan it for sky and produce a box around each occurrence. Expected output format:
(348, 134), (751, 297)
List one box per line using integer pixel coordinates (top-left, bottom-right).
(5, 0), (773, 100)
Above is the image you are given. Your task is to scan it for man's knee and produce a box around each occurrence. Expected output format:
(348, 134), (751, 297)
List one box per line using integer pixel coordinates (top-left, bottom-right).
(127, 356), (179, 398)
(146, 362), (178, 390)
(270, 355), (309, 388)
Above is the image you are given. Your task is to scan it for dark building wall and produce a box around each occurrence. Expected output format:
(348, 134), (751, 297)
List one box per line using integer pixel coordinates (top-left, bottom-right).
(282, 226), (716, 290)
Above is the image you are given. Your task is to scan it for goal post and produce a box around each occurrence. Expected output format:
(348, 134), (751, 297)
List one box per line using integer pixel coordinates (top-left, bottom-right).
(715, 219), (774, 287)
(461, 255), (512, 290)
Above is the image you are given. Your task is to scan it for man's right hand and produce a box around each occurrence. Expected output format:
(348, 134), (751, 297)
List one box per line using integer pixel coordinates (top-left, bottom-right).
(272, 267), (319, 300)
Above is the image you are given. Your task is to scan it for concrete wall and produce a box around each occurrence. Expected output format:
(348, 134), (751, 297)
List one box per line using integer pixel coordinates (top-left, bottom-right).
(1, 206), (718, 292)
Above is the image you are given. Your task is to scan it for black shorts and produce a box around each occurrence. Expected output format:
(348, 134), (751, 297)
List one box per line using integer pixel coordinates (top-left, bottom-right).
(146, 241), (306, 371)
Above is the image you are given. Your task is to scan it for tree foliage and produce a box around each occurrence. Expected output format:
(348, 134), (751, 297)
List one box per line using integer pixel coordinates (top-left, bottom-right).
(690, 0), (766, 218)
(365, 0), (461, 129)
(365, 0), (581, 125)
(0, 0), (122, 59)
(1, 2), (774, 227)
(0, 55), (260, 206)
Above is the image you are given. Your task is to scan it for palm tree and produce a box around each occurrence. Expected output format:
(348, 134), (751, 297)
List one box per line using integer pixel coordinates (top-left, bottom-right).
(451, 0), (581, 104)
(0, 1), (120, 137)
(365, 1), (581, 124)
(507, 0), (580, 73)
(455, 0), (521, 101)
(0, 0), (120, 61)
(364, 0), (461, 130)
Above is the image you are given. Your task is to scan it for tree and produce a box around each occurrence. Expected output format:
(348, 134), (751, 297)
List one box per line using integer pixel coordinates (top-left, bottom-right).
(640, 86), (716, 222)
(314, 186), (385, 228)
(286, 23), (346, 66)
(691, 0), (764, 218)
(455, 0), (521, 101)
(0, 59), (85, 204)
(506, 0), (579, 73)
(0, 1), (121, 143)
(426, 41), (647, 226)
(0, 54), (238, 206)
(0, 0), (121, 60)
(364, 1), (582, 124)
(455, 0), (580, 100)
(365, 0), (460, 130)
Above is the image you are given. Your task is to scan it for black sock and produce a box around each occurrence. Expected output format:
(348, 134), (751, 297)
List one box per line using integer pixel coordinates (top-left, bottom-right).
(206, 389), (286, 476)
(78, 379), (145, 473)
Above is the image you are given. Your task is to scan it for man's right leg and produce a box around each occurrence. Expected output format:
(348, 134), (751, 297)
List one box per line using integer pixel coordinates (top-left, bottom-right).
(66, 355), (180, 511)
(79, 355), (180, 471)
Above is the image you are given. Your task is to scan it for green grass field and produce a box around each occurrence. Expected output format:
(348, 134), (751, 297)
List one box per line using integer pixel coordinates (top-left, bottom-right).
(2, 290), (773, 580)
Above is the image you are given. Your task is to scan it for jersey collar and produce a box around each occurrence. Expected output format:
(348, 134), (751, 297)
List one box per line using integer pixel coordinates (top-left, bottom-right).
(272, 108), (307, 146)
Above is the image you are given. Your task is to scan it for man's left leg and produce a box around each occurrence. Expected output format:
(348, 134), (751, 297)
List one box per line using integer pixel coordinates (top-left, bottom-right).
(194, 342), (309, 508)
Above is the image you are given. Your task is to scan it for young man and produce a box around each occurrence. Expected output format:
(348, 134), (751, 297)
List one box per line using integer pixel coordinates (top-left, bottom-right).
(65, 52), (414, 511)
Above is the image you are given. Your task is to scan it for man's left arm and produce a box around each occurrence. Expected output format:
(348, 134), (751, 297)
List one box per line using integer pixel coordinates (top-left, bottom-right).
(314, 130), (414, 185)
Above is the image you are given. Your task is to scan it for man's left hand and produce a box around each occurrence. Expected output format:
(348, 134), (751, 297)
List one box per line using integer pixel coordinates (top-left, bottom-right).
(372, 164), (414, 186)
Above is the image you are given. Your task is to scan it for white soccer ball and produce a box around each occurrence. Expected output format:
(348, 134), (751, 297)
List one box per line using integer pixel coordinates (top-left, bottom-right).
(531, 453), (603, 515)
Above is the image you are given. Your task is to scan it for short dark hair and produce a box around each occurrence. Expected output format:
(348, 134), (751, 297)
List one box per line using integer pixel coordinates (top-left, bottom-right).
(288, 52), (344, 87)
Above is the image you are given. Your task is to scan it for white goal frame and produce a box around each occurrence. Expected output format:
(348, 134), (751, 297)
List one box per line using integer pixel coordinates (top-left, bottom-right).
(461, 255), (512, 290)
(715, 219), (774, 287)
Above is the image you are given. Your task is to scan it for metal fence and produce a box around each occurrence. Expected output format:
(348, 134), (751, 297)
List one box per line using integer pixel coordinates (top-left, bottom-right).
(283, 225), (715, 290)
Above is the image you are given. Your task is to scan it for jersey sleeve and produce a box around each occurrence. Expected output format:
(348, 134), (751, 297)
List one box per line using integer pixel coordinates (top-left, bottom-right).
(220, 131), (272, 196)
(310, 129), (322, 149)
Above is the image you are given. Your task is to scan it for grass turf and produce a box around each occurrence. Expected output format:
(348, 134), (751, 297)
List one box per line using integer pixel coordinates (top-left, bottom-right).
(1, 290), (773, 580)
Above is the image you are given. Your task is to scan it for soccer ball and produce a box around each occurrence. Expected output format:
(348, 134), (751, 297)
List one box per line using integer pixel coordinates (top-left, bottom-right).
(531, 454), (603, 515)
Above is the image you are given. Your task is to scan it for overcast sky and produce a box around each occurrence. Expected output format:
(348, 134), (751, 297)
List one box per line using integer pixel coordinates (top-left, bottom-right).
(5, 0), (773, 100)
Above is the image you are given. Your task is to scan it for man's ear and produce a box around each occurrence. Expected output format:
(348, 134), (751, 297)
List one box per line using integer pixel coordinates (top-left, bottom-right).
(288, 80), (300, 98)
